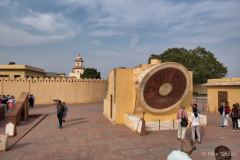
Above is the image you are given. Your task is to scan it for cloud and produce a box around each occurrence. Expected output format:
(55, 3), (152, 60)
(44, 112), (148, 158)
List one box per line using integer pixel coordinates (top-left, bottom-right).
(88, 29), (125, 36)
(0, 24), (74, 46)
(60, 0), (240, 44)
(18, 12), (69, 33)
(0, 0), (11, 7)
(130, 35), (139, 48)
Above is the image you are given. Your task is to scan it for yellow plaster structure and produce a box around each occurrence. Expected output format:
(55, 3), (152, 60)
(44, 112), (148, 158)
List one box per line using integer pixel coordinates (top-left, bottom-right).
(0, 64), (61, 78)
(203, 77), (240, 113)
(104, 60), (193, 125)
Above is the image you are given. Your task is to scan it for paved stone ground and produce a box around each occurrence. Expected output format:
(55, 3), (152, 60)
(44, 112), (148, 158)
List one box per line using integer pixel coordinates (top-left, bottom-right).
(0, 102), (239, 160)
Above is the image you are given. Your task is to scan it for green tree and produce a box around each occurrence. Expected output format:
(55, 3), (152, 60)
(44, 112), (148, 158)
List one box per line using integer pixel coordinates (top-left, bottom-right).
(80, 68), (101, 79)
(148, 46), (228, 84)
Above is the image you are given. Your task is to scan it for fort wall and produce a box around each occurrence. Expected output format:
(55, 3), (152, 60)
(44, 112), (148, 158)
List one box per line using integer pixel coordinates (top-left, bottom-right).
(0, 77), (108, 104)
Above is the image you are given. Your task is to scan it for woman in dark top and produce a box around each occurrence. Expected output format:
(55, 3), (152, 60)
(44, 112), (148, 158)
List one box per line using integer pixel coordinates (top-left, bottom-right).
(230, 104), (239, 131)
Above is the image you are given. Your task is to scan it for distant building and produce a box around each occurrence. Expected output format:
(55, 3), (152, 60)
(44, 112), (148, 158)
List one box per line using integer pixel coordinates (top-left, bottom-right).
(0, 62), (62, 78)
(57, 73), (66, 77)
(69, 54), (85, 79)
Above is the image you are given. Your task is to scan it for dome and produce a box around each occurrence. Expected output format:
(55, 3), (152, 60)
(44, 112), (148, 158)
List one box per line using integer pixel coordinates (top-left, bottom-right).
(75, 53), (84, 62)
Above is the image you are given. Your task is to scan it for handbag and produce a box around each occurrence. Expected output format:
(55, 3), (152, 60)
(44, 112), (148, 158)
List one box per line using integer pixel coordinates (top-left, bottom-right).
(181, 110), (188, 127)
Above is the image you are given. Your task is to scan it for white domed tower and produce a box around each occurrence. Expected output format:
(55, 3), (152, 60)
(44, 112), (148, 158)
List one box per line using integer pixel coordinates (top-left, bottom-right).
(69, 54), (85, 79)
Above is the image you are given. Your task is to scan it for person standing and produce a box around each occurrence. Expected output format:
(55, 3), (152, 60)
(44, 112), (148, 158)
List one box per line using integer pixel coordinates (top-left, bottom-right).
(32, 94), (35, 107)
(177, 105), (188, 140)
(8, 97), (13, 113)
(11, 95), (16, 106)
(230, 104), (239, 131)
(56, 100), (64, 128)
(189, 108), (201, 144)
(29, 95), (34, 108)
(218, 103), (225, 128)
(224, 102), (230, 126)
(236, 103), (240, 128)
(190, 103), (200, 140)
(62, 102), (68, 123)
(5, 95), (9, 112)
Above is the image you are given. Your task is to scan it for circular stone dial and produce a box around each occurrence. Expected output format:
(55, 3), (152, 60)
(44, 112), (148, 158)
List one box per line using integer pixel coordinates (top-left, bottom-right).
(143, 67), (187, 110)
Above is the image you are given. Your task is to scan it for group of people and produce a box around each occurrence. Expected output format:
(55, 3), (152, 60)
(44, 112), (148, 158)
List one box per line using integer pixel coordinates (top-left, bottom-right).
(56, 100), (68, 128)
(168, 138), (233, 160)
(0, 94), (16, 113)
(177, 103), (201, 144)
(219, 102), (240, 131)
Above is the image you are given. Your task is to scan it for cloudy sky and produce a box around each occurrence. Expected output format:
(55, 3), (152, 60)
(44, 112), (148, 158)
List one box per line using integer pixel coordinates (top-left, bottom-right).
(0, 0), (239, 78)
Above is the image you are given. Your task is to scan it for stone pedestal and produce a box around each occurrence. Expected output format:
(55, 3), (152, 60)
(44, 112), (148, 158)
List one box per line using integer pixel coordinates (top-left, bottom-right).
(0, 134), (8, 151)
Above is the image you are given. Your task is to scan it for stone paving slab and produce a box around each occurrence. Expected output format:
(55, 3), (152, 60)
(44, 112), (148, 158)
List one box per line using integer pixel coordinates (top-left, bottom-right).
(0, 102), (239, 160)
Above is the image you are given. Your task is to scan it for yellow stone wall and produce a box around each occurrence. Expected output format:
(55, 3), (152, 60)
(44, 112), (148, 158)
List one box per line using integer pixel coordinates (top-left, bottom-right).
(207, 86), (240, 114)
(205, 77), (240, 113)
(0, 77), (108, 104)
(208, 77), (240, 83)
(104, 64), (193, 124)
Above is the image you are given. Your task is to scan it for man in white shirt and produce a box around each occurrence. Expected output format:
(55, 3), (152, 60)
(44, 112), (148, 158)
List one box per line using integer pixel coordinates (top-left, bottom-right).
(167, 138), (195, 160)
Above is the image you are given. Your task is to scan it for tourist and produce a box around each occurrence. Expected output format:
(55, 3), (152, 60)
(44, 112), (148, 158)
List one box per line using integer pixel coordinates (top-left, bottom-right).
(190, 103), (200, 140)
(177, 105), (188, 140)
(5, 95), (9, 112)
(32, 94), (35, 107)
(8, 96), (13, 113)
(214, 145), (232, 160)
(62, 102), (68, 123)
(56, 100), (64, 128)
(224, 102), (230, 126)
(236, 103), (240, 128)
(167, 138), (195, 160)
(218, 102), (226, 128)
(29, 95), (34, 108)
(11, 95), (16, 106)
(230, 104), (239, 131)
(0, 97), (3, 104)
(189, 108), (201, 144)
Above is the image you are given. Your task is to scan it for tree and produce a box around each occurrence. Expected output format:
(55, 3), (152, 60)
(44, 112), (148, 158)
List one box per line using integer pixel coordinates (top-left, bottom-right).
(148, 46), (228, 84)
(80, 68), (101, 79)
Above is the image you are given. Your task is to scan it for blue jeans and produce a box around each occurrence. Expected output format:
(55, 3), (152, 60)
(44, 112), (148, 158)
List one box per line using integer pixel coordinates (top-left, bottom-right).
(57, 113), (63, 126)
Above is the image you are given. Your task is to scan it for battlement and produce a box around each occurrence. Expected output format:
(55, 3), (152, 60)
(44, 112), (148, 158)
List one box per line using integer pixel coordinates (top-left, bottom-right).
(0, 77), (108, 83)
(0, 77), (108, 104)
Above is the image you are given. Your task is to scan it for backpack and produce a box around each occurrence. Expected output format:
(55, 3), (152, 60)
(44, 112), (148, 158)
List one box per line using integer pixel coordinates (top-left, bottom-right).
(181, 110), (188, 127)
(231, 109), (238, 118)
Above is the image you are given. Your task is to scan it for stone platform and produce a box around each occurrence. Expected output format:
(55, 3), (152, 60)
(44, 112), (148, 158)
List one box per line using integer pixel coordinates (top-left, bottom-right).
(0, 102), (239, 160)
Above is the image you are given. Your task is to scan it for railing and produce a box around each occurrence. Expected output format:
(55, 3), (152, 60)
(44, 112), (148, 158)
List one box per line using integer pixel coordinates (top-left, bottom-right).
(192, 97), (208, 103)
(7, 92), (29, 126)
(145, 119), (179, 131)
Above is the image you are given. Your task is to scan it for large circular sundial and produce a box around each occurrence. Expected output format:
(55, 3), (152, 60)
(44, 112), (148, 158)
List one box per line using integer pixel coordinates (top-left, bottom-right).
(136, 62), (190, 113)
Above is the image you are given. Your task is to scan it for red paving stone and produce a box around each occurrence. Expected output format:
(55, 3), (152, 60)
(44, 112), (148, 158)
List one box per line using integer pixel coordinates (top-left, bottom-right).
(0, 102), (239, 160)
